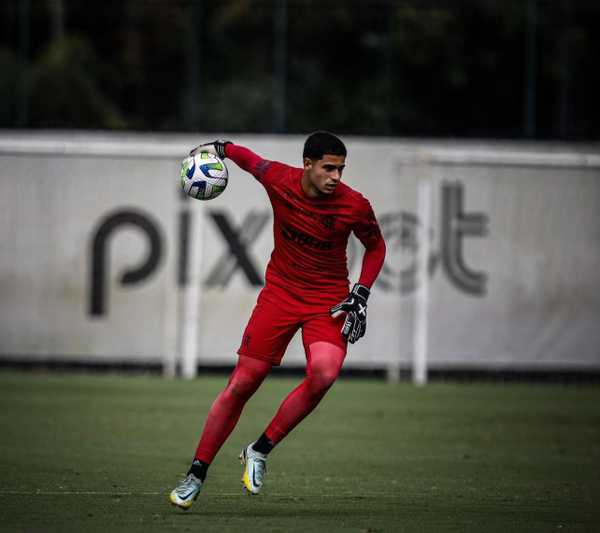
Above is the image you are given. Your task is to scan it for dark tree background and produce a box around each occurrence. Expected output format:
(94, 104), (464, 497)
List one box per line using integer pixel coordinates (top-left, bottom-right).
(1, 0), (598, 139)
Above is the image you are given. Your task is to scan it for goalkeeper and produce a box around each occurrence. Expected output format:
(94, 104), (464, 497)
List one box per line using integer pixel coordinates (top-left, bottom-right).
(170, 131), (386, 509)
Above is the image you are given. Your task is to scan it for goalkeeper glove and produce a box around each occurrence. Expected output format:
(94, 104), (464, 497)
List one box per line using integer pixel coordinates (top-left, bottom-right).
(189, 139), (232, 159)
(330, 283), (370, 344)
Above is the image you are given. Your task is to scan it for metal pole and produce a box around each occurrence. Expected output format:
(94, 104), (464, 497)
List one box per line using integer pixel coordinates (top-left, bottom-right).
(185, 0), (202, 129)
(557, 1), (572, 139)
(523, 0), (538, 138)
(413, 171), (432, 386)
(17, 0), (30, 127)
(181, 204), (204, 379)
(273, 0), (287, 133)
(49, 0), (65, 42)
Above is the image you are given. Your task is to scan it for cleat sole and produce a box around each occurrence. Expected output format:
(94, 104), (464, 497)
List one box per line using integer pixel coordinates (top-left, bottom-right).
(169, 491), (196, 510)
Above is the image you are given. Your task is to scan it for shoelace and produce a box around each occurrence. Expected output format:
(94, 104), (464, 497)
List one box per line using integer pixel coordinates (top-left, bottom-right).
(175, 474), (200, 495)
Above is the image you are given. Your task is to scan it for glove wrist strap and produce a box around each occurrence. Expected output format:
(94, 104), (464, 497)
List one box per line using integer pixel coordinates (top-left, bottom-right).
(217, 140), (232, 159)
(351, 283), (370, 301)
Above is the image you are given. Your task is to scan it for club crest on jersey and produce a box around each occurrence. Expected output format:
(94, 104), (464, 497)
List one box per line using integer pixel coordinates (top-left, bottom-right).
(320, 215), (336, 230)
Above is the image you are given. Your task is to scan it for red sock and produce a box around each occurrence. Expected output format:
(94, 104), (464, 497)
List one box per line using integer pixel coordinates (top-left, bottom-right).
(265, 342), (345, 444)
(194, 355), (271, 464)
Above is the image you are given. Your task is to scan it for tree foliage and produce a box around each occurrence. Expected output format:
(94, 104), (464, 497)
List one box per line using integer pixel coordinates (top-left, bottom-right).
(0, 0), (598, 139)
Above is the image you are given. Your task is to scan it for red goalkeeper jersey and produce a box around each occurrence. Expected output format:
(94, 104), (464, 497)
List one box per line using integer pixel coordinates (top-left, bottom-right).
(225, 144), (386, 306)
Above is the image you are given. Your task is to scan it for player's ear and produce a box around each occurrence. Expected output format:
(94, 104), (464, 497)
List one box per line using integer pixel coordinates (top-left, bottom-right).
(303, 157), (314, 170)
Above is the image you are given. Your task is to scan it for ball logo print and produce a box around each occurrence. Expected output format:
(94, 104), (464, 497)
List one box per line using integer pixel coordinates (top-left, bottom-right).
(180, 152), (228, 200)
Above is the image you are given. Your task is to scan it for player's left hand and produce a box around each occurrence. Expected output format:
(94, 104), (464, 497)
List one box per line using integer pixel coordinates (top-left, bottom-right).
(330, 284), (370, 344)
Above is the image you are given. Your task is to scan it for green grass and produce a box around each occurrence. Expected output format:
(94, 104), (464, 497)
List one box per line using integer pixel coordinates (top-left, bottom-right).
(0, 371), (599, 532)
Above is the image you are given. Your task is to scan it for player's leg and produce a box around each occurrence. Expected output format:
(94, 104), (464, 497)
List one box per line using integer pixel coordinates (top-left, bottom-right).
(172, 286), (297, 506)
(241, 314), (347, 494)
(192, 355), (272, 468)
(261, 340), (346, 446)
(170, 355), (271, 509)
(197, 284), (293, 473)
(241, 341), (345, 494)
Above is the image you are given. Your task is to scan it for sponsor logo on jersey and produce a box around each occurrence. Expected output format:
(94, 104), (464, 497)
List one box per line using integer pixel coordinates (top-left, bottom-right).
(281, 224), (333, 250)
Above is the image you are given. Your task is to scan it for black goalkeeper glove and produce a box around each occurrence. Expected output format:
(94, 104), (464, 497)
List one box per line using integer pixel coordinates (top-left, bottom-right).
(189, 139), (232, 159)
(330, 283), (370, 344)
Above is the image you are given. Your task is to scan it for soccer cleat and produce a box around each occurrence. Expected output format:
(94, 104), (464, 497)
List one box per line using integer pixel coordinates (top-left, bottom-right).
(239, 443), (268, 495)
(169, 473), (202, 510)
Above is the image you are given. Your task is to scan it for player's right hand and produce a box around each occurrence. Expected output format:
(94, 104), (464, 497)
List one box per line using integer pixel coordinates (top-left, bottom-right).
(189, 139), (232, 159)
(330, 283), (370, 344)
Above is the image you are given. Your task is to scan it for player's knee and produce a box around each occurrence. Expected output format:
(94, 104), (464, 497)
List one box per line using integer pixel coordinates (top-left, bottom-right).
(305, 342), (345, 394)
(321, 368), (340, 389)
(309, 367), (339, 395)
(225, 375), (258, 400)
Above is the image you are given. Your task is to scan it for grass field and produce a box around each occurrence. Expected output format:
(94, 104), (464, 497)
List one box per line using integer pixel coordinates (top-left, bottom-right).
(0, 371), (598, 532)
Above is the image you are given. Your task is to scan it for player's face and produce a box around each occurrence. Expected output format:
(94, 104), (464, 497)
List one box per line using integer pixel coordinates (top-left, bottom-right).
(303, 154), (346, 196)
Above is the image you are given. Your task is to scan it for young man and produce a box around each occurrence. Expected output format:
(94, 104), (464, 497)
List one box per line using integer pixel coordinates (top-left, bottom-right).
(170, 131), (386, 510)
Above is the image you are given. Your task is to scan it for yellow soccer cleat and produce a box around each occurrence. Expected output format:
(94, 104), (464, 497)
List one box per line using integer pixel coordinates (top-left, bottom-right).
(240, 443), (268, 495)
(169, 473), (202, 510)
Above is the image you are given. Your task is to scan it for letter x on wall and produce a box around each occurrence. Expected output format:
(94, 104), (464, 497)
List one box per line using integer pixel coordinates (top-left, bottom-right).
(204, 210), (269, 288)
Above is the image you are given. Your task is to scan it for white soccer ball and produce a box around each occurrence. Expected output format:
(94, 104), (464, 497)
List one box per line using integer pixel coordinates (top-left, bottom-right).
(180, 152), (228, 200)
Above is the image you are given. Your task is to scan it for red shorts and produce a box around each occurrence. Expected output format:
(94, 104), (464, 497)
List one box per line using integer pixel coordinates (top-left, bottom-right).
(237, 285), (348, 366)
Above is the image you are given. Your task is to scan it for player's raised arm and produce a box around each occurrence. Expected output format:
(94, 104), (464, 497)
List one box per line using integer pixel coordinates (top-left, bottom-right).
(190, 139), (271, 180)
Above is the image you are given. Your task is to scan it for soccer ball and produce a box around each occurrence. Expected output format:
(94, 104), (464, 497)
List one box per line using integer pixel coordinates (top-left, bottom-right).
(180, 152), (228, 200)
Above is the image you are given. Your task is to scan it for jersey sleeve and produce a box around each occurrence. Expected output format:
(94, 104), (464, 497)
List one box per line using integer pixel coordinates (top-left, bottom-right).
(225, 144), (290, 186)
(353, 197), (386, 288)
(353, 198), (384, 251)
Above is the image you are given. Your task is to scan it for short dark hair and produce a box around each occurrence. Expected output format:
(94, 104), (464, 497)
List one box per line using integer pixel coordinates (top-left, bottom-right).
(303, 131), (347, 160)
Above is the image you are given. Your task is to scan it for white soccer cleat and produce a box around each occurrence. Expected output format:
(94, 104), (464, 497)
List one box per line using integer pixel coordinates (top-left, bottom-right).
(240, 443), (268, 495)
(169, 473), (202, 510)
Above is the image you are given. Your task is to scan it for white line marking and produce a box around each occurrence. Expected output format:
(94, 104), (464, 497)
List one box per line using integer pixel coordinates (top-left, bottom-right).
(1, 491), (162, 496)
(0, 490), (402, 498)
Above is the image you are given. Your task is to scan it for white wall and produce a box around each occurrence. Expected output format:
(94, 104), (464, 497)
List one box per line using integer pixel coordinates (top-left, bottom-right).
(0, 132), (598, 373)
